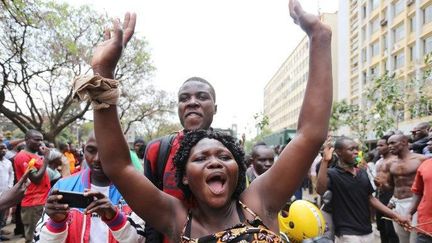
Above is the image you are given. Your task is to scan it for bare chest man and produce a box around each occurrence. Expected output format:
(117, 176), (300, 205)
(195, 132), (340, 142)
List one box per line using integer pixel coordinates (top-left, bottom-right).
(389, 153), (426, 199)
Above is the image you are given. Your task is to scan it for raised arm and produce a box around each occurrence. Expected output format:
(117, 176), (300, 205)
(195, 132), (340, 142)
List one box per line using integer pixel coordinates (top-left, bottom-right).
(89, 14), (186, 237)
(243, 0), (332, 214)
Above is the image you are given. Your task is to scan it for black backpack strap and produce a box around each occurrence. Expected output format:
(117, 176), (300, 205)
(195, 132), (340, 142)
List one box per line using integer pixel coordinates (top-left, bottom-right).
(155, 134), (175, 189)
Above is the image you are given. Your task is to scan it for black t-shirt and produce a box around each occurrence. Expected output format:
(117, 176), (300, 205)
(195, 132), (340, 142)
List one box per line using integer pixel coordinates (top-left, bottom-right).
(328, 166), (374, 236)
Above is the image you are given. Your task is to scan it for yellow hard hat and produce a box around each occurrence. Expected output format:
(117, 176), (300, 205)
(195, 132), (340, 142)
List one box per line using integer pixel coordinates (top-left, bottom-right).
(278, 200), (326, 242)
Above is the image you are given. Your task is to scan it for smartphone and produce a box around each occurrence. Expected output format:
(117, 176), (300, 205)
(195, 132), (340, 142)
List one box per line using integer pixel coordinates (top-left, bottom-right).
(57, 190), (95, 208)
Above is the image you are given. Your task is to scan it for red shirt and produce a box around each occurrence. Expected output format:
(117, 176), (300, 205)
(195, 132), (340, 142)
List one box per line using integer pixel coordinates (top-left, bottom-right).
(14, 150), (51, 207)
(145, 131), (184, 201)
(411, 159), (432, 234)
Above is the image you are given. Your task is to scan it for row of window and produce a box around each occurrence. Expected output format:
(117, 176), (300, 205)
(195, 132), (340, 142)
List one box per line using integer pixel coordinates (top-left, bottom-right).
(361, 36), (432, 66)
(362, 4), (432, 39)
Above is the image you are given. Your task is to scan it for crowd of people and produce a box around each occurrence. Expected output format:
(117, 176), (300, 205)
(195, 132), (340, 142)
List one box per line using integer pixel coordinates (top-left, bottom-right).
(0, 0), (430, 242)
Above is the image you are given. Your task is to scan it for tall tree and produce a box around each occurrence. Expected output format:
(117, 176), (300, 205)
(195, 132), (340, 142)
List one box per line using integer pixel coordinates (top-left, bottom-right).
(0, 0), (174, 142)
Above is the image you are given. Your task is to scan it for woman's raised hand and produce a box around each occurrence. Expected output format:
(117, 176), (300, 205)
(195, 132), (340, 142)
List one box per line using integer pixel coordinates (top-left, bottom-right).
(91, 13), (136, 78)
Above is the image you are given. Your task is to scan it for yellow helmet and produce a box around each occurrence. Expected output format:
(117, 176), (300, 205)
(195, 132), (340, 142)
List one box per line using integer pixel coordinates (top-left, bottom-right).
(278, 200), (326, 243)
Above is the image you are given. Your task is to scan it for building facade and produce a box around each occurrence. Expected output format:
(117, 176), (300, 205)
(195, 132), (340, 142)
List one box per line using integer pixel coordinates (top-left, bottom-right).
(344, 0), (432, 135)
(264, 13), (339, 132)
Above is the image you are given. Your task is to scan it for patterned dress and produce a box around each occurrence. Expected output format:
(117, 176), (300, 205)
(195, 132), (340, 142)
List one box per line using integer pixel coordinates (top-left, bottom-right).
(180, 201), (282, 243)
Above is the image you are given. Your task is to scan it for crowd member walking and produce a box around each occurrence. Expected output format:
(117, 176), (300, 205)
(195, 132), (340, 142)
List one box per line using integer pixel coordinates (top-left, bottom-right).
(13, 130), (50, 243)
(75, 0), (334, 241)
(316, 136), (408, 243)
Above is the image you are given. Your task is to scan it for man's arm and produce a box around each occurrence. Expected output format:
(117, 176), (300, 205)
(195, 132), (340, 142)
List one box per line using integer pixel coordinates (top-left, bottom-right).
(0, 170), (29, 210)
(316, 160), (329, 195)
(242, 0), (333, 213)
(28, 149), (49, 184)
(369, 196), (408, 225)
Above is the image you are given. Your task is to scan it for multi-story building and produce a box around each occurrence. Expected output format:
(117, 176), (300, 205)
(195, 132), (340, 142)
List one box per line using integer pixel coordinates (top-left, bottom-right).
(264, 13), (339, 132)
(344, 0), (432, 135)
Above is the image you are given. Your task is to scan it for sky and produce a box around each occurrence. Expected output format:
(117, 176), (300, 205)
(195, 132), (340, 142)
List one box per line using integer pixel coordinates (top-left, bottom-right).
(68, 0), (338, 138)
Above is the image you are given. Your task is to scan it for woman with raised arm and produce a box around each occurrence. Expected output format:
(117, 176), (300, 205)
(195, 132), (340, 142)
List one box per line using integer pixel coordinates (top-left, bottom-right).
(78, 0), (333, 241)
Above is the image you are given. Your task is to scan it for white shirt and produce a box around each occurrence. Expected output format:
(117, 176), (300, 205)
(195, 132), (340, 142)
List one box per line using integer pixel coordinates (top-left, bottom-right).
(89, 184), (110, 243)
(0, 157), (14, 192)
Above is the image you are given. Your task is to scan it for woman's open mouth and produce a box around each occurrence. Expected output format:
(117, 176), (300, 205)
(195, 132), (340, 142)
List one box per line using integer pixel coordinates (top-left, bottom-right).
(206, 173), (227, 195)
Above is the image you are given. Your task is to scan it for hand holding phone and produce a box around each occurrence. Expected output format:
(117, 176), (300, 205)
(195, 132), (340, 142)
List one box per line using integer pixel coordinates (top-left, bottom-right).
(83, 190), (117, 220)
(57, 190), (95, 209)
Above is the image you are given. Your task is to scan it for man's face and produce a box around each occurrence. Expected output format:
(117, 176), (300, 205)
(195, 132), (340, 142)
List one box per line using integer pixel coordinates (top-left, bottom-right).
(411, 125), (428, 141)
(178, 81), (217, 131)
(252, 146), (274, 175)
(0, 144), (7, 159)
(388, 135), (406, 155)
(84, 137), (105, 177)
(336, 140), (359, 165)
(134, 142), (144, 152)
(376, 139), (389, 156)
(26, 132), (43, 153)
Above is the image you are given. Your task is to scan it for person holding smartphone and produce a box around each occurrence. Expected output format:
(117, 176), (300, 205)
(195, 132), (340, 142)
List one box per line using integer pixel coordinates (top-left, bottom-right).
(34, 131), (145, 243)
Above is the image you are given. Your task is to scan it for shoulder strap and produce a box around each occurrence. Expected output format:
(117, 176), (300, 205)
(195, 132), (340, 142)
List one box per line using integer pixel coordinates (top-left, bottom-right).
(155, 134), (175, 189)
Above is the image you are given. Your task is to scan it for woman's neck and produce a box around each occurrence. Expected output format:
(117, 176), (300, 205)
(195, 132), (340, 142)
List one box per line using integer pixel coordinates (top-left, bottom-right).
(191, 200), (239, 236)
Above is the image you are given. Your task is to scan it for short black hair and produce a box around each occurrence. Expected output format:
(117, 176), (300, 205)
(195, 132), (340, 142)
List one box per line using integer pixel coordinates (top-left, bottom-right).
(251, 141), (270, 158)
(334, 136), (354, 150)
(25, 129), (42, 140)
(173, 130), (246, 200)
(182, 77), (216, 102)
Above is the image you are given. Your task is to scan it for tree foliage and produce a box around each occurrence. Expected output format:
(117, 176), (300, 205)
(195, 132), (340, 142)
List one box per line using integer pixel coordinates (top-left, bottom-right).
(0, 0), (175, 142)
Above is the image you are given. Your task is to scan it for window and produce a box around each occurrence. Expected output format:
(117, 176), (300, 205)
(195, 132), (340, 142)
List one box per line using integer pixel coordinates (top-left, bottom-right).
(362, 48), (367, 62)
(425, 36), (432, 54)
(370, 65), (378, 78)
(371, 41), (380, 57)
(393, 24), (405, 42)
(371, 0), (379, 11)
(410, 16), (416, 33)
(409, 45), (417, 61)
(394, 52), (405, 69)
(394, 0), (404, 16)
(424, 5), (432, 24)
(362, 71), (367, 84)
(362, 27), (367, 41)
(362, 5), (367, 19)
(371, 18), (380, 35)
(382, 35), (388, 51)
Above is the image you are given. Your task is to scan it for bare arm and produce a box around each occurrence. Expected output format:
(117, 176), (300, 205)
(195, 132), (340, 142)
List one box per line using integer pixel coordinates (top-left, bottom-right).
(408, 193), (421, 216)
(243, 0), (332, 215)
(316, 160), (329, 195)
(369, 195), (409, 225)
(91, 14), (186, 238)
(0, 171), (29, 210)
(29, 156), (48, 184)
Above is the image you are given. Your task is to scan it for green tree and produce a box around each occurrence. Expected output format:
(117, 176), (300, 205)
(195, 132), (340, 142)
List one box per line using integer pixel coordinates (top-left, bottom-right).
(366, 72), (404, 138)
(0, 0), (174, 142)
(407, 53), (432, 118)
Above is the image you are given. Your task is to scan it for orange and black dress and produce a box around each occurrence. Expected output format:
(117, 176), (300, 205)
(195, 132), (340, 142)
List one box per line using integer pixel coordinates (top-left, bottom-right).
(180, 201), (282, 243)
